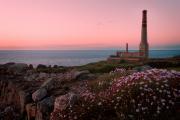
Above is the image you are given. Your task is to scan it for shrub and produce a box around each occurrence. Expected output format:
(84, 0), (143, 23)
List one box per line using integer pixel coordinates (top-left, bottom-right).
(28, 64), (34, 69)
(37, 64), (47, 69)
(119, 59), (126, 64)
(89, 68), (128, 92)
(147, 61), (180, 68)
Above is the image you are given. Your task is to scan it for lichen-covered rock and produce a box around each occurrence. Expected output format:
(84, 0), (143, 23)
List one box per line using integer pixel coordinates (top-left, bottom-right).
(73, 70), (90, 79)
(41, 78), (55, 91)
(36, 97), (55, 120)
(39, 72), (48, 79)
(24, 73), (39, 81)
(64, 70), (90, 81)
(38, 96), (54, 113)
(76, 73), (96, 80)
(32, 88), (47, 102)
(54, 92), (79, 111)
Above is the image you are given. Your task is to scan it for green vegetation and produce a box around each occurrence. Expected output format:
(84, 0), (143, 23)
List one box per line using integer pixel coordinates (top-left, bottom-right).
(33, 57), (180, 74)
(77, 61), (139, 73)
(167, 67), (180, 71)
(36, 64), (68, 73)
(119, 59), (126, 64)
(89, 71), (129, 93)
(146, 59), (180, 69)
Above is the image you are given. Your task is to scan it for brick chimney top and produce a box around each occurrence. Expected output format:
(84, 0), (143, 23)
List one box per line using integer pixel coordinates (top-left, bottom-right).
(143, 10), (147, 13)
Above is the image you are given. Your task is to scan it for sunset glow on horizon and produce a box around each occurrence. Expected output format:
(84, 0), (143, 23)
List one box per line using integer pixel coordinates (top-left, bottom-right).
(0, 0), (180, 50)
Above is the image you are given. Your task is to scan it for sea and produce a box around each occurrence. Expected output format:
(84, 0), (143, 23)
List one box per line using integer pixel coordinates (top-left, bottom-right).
(0, 50), (179, 66)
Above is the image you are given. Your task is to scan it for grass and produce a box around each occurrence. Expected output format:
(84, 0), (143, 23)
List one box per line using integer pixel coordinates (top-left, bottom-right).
(167, 67), (180, 71)
(36, 66), (68, 73)
(76, 60), (139, 74)
(30, 58), (180, 75)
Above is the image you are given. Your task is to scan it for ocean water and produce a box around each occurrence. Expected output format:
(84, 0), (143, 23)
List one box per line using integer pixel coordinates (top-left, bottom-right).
(0, 50), (179, 66)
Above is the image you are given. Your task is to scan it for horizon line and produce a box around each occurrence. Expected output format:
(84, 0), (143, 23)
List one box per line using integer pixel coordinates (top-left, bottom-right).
(0, 49), (179, 51)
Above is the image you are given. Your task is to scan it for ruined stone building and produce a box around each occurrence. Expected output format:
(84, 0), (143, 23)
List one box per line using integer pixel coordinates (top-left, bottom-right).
(108, 10), (149, 62)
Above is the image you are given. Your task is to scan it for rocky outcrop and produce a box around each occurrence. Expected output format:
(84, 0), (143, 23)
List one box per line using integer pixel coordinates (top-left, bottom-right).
(0, 63), (85, 120)
(1, 63), (28, 75)
(0, 77), (56, 120)
(25, 97), (55, 120)
(0, 79), (29, 119)
(8, 63), (28, 74)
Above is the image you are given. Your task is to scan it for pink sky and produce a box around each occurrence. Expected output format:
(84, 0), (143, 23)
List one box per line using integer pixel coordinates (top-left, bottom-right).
(0, 0), (179, 50)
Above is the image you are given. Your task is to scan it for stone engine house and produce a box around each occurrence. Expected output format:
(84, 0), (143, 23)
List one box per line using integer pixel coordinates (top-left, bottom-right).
(108, 10), (149, 62)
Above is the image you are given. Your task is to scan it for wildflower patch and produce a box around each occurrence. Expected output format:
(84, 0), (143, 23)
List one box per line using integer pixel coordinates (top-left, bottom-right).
(51, 69), (180, 120)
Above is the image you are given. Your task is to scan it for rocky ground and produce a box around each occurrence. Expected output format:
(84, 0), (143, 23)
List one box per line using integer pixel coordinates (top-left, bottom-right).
(0, 58), (179, 120)
(0, 63), (91, 120)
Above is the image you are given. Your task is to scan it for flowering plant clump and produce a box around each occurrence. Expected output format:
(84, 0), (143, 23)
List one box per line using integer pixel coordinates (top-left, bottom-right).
(110, 68), (127, 74)
(89, 68), (128, 93)
(51, 69), (180, 120)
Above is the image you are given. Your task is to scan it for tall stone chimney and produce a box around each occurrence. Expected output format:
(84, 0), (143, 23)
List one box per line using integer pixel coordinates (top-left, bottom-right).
(126, 43), (128, 52)
(139, 10), (149, 59)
